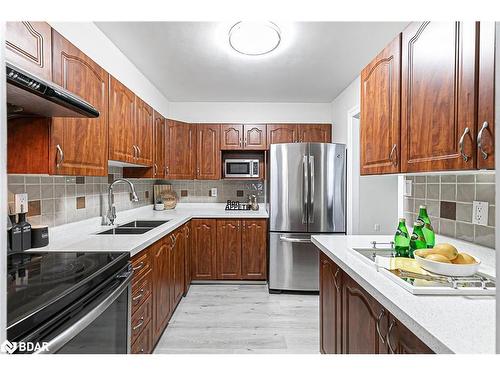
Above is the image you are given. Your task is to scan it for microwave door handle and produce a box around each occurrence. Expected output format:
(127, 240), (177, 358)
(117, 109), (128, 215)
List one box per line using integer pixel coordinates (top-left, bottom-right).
(34, 270), (132, 354)
(302, 155), (308, 224)
(309, 155), (314, 224)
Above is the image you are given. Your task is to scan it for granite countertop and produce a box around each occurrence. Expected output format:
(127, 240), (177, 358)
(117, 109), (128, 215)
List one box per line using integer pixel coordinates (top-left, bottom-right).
(311, 234), (496, 354)
(28, 203), (268, 257)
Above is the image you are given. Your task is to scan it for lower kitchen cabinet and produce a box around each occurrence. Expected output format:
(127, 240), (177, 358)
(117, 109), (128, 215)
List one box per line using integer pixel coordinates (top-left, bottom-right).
(183, 222), (192, 295)
(216, 220), (242, 279)
(191, 219), (218, 280)
(172, 228), (186, 306)
(131, 321), (153, 354)
(241, 219), (267, 280)
(319, 253), (433, 354)
(151, 238), (172, 344)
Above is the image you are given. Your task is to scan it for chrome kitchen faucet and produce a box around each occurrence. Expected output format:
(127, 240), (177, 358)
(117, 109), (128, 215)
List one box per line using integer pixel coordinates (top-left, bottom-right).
(105, 178), (139, 225)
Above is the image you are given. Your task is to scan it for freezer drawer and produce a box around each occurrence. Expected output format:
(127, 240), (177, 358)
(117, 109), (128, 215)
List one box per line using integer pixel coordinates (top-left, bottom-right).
(269, 232), (319, 292)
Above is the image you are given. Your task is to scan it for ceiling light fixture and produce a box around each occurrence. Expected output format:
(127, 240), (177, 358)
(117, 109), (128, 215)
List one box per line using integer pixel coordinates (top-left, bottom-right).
(228, 21), (281, 56)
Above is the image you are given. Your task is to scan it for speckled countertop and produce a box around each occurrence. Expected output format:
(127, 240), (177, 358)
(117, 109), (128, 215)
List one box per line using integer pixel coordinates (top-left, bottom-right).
(28, 203), (268, 257)
(311, 234), (496, 354)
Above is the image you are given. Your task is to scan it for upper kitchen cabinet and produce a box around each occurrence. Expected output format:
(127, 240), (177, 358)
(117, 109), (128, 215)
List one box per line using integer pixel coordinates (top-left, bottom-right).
(267, 124), (298, 145)
(221, 124), (267, 150)
(153, 111), (166, 178)
(196, 124), (221, 180)
(6, 22), (52, 81)
(360, 34), (401, 175)
(220, 124), (244, 149)
(400, 22), (478, 172)
(50, 31), (109, 176)
(109, 76), (136, 163)
(476, 22), (495, 170)
(166, 119), (196, 179)
(297, 124), (332, 143)
(134, 97), (154, 166)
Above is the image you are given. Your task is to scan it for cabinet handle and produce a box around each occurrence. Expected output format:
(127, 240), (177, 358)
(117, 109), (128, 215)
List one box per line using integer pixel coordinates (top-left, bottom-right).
(389, 144), (397, 166)
(136, 146), (141, 158)
(477, 121), (490, 160)
(376, 309), (386, 344)
(332, 268), (340, 292)
(153, 163), (158, 176)
(459, 127), (471, 162)
(133, 317), (145, 331)
(132, 145), (137, 158)
(386, 318), (397, 354)
(133, 262), (144, 271)
(240, 138), (242, 147)
(56, 144), (64, 168)
(165, 165), (169, 175)
(132, 292), (144, 302)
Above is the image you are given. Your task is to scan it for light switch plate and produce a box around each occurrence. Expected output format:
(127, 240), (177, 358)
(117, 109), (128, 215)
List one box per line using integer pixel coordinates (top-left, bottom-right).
(15, 193), (28, 214)
(472, 201), (489, 226)
(210, 187), (217, 197)
(404, 180), (412, 197)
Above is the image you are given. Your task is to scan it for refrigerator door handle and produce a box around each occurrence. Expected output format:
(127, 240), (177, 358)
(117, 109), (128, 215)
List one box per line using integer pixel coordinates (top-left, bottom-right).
(309, 155), (315, 223)
(279, 235), (312, 243)
(302, 155), (308, 224)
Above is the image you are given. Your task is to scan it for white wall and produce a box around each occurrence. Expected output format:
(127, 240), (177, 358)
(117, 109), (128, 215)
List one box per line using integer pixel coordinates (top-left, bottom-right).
(1, 21), (7, 346)
(168, 102), (332, 123)
(48, 22), (170, 117)
(331, 76), (361, 144)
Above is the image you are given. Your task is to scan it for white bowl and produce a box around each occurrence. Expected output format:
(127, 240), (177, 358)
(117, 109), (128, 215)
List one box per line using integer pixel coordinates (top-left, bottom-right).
(414, 253), (480, 277)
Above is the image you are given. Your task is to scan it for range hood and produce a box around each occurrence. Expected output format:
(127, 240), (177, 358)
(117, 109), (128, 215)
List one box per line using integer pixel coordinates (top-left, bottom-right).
(6, 62), (100, 119)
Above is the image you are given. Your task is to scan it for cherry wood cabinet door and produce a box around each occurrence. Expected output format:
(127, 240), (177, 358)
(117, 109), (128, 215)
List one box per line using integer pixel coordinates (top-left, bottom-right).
(342, 274), (388, 354)
(166, 120), (196, 179)
(173, 229), (185, 305)
(320, 253), (342, 354)
(135, 97), (154, 166)
(298, 124), (332, 143)
(387, 315), (434, 354)
(6, 22), (52, 81)
(216, 220), (242, 279)
(196, 124), (221, 180)
(267, 124), (297, 146)
(153, 111), (166, 178)
(221, 124), (243, 150)
(50, 31), (109, 176)
(109, 76), (136, 163)
(244, 124), (267, 149)
(183, 223), (192, 295)
(360, 34), (401, 175)
(476, 22), (495, 170)
(152, 239), (172, 342)
(241, 219), (267, 280)
(401, 22), (477, 172)
(191, 219), (217, 280)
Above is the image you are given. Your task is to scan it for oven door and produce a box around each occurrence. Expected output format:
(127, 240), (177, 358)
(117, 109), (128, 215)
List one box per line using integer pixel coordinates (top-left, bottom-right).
(34, 267), (132, 354)
(224, 159), (252, 178)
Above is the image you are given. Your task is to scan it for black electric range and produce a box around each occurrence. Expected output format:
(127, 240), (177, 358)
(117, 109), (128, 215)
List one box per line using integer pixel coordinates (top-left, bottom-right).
(7, 251), (132, 353)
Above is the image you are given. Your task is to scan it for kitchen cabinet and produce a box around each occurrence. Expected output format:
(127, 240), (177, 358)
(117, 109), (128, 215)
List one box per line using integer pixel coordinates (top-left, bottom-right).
(297, 124), (331, 143)
(50, 31), (109, 176)
(196, 124), (221, 180)
(387, 315), (433, 354)
(131, 321), (153, 354)
(109, 76), (136, 164)
(267, 124), (298, 145)
(476, 22), (495, 170)
(221, 124), (244, 149)
(166, 119), (196, 179)
(6, 22), (52, 81)
(401, 22), (477, 172)
(360, 34), (401, 175)
(134, 97), (154, 166)
(319, 253), (342, 354)
(216, 220), (242, 279)
(221, 124), (267, 150)
(151, 237), (172, 342)
(153, 112), (167, 178)
(241, 219), (267, 280)
(191, 219), (218, 280)
(172, 228), (186, 306)
(183, 222), (192, 296)
(131, 295), (152, 344)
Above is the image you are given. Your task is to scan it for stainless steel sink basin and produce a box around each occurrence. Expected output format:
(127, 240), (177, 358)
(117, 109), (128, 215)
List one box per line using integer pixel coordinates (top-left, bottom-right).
(352, 247), (396, 262)
(97, 227), (155, 235)
(119, 220), (169, 228)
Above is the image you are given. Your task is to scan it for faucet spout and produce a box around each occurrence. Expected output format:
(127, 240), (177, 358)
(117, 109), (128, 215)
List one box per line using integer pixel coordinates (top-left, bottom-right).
(105, 178), (139, 225)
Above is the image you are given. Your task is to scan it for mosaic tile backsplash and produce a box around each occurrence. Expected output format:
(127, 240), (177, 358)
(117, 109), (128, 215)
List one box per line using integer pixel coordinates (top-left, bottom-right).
(403, 173), (495, 248)
(7, 167), (264, 228)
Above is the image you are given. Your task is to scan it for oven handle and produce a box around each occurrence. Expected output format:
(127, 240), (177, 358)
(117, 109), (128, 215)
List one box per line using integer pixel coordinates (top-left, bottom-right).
(34, 269), (133, 354)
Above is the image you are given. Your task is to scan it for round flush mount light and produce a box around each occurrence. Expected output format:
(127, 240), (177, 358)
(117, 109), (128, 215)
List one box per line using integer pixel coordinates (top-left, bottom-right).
(228, 21), (281, 56)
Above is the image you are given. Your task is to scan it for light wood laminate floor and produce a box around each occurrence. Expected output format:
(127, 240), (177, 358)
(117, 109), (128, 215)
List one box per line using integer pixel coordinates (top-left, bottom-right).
(154, 284), (319, 354)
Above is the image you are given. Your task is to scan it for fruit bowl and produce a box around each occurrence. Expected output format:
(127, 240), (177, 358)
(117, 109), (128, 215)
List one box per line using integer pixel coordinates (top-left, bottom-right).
(414, 252), (480, 277)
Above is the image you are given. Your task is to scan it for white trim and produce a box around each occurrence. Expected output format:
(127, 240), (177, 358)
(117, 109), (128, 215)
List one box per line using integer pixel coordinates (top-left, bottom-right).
(0, 21), (7, 345)
(494, 21), (500, 354)
(346, 104), (360, 235)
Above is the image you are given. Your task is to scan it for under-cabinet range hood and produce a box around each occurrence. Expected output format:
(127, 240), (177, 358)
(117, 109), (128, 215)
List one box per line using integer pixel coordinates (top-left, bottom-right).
(6, 62), (100, 119)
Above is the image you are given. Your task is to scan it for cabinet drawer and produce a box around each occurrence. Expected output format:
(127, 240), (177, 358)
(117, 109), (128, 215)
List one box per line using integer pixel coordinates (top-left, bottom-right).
(131, 295), (152, 344)
(131, 270), (152, 313)
(131, 249), (152, 281)
(131, 320), (153, 354)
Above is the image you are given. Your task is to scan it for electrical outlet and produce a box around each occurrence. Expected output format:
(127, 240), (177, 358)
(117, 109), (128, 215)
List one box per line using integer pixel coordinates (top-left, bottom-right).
(404, 180), (412, 197)
(374, 223), (381, 232)
(472, 201), (489, 226)
(15, 193), (28, 214)
(210, 187), (217, 197)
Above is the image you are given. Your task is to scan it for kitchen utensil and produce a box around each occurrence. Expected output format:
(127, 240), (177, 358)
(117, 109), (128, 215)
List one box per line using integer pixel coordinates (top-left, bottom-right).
(414, 253), (480, 277)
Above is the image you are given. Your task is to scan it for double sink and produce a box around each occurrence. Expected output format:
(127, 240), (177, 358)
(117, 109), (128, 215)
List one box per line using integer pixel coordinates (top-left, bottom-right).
(97, 220), (169, 235)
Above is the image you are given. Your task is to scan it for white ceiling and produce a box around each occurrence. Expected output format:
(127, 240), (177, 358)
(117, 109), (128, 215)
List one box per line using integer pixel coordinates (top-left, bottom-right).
(95, 22), (408, 103)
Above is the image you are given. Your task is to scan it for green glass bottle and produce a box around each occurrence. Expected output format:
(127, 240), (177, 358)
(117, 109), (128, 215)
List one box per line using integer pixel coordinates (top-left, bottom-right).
(394, 218), (410, 257)
(417, 205), (435, 248)
(409, 221), (427, 258)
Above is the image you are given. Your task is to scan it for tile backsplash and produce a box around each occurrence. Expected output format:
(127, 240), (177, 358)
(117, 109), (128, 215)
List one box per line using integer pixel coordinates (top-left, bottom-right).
(7, 166), (264, 228)
(403, 173), (495, 248)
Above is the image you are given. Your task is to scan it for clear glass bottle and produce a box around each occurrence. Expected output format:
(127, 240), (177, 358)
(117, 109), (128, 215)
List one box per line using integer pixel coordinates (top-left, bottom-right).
(417, 205), (435, 248)
(409, 221), (427, 258)
(394, 218), (410, 257)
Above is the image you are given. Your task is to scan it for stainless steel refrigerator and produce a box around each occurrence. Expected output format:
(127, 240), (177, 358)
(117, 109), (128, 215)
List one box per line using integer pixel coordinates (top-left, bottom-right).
(268, 143), (346, 292)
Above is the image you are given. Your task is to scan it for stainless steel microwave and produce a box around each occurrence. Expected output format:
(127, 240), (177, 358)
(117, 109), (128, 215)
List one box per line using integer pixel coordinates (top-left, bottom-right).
(224, 159), (260, 178)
